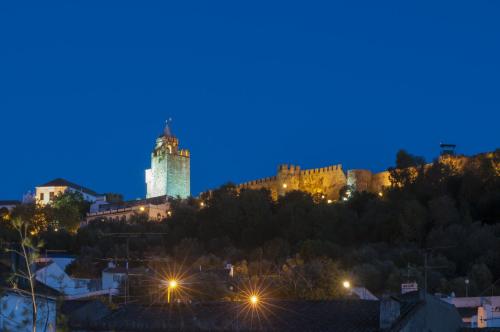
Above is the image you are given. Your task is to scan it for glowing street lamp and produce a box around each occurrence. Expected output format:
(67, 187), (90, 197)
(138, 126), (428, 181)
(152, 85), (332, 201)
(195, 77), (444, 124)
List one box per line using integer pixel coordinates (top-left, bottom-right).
(249, 295), (259, 305)
(139, 206), (145, 212)
(167, 279), (178, 303)
(343, 280), (351, 289)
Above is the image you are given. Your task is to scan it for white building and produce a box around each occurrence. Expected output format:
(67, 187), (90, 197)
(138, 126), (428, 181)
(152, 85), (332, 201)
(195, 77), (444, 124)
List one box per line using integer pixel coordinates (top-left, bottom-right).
(102, 262), (128, 291)
(0, 200), (20, 212)
(35, 259), (94, 297)
(441, 295), (500, 327)
(35, 178), (99, 205)
(0, 288), (57, 332)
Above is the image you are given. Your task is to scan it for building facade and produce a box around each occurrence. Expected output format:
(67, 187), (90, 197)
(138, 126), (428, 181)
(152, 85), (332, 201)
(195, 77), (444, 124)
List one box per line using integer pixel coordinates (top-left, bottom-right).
(145, 122), (190, 199)
(85, 195), (171, 224)
(35, 178), (99, 205)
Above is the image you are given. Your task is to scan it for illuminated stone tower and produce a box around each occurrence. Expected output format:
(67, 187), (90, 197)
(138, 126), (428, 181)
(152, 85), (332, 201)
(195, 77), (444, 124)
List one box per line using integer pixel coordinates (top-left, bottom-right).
(145, 121), (190, 199)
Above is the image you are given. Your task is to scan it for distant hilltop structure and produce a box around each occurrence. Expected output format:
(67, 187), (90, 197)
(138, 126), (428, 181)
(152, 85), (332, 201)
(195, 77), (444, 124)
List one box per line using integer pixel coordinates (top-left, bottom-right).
(237, 148), (499, 201)
(145, 120), (190, 199)
(238, 164), (390, 201)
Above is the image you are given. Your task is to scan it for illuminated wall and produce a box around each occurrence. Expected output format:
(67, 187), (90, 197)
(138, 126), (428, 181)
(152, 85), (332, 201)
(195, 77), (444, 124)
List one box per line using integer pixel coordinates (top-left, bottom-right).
(145, 129), (190, 199)
(239, 164), (347, 200)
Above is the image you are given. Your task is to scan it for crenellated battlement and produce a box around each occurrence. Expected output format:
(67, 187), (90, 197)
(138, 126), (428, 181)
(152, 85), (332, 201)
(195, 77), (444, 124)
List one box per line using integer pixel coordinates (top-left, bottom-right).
(232, 150), (498, 202)
(299, 164), (342, 175)
(239, 176), (277, 188)
(237, 162), (347, 200)
(178, 149), (190, 157)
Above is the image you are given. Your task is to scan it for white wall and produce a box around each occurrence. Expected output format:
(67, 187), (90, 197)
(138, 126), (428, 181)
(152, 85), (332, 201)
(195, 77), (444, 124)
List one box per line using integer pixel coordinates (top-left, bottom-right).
(36, 262), (90, 296)
(102, 271), (126, 291)
(0, 292), (56, 332)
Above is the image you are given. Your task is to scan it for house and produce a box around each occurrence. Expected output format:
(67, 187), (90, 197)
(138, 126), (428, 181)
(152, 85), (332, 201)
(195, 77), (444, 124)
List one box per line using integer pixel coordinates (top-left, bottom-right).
(0, 286), (58, 332)
(66, 291), (463, 331)
(0, 200), (20, 212)
(0, 200), (20, 220)
(441, 295), (500, 327)
(35, 259), (93, 296)
(102, 262), (128, 291)
(35, 178), (99, 205)
(0, 262), (59, 332)
(34, 257), (118, 300)
(101, 262), (151, 297)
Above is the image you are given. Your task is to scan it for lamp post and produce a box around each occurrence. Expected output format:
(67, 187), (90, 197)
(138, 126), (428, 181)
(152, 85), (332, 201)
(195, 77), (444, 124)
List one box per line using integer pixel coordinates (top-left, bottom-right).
(465, 278), (469, 297)
(167, 279), (178, 303)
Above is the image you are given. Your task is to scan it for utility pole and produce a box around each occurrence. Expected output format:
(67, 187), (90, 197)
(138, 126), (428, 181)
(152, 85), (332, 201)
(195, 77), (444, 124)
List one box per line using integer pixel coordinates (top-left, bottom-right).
(101, 232), (168, 304)
(422, 246), (454, 297)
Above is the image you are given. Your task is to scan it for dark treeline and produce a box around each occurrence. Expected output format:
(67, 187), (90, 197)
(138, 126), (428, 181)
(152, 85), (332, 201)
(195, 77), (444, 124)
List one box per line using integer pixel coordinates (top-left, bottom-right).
(1, 149), (499, 300)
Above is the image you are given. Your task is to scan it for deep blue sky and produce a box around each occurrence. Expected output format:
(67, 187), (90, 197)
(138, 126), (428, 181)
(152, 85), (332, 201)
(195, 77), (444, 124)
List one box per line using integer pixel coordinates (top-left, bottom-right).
(1, 1), (499, 200)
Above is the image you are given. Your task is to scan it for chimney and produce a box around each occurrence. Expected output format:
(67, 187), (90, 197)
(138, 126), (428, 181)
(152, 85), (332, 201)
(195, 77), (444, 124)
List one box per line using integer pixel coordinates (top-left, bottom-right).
(379, 296), (400, 330)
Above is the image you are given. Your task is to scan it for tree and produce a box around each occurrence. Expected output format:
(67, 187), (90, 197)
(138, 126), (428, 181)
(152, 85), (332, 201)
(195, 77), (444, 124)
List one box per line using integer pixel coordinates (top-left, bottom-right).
(51, 191), (90, 232)
(8, 217), (44, 332)
(388, 149), (426, 188)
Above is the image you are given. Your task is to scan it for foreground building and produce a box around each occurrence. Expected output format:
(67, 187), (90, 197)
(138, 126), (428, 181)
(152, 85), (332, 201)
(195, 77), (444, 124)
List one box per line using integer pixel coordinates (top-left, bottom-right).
(65, 292), (463, 331)
(145, 121), (190, 199)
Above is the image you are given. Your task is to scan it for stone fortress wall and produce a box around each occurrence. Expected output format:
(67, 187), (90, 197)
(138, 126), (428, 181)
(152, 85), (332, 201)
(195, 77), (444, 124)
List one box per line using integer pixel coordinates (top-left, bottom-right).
(239, 163), (348, 200)
(237, 150), (499, 201)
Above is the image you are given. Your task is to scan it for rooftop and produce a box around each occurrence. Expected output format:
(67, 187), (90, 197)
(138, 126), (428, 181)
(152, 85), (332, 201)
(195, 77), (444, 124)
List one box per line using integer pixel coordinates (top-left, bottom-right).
(38, 178), (98, 196)
(74, 300), (384, 331)
(0, 200), (21, 206)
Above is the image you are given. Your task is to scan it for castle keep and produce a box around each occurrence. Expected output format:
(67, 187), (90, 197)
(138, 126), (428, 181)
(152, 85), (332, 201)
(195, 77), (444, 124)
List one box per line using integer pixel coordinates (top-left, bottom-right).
(145, 122), (190, 199)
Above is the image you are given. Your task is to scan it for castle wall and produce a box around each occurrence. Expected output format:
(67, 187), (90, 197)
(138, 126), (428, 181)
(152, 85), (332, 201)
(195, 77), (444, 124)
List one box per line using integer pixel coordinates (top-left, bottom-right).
(296, 165), (346, 200)
(238, 164), (347, 201)
(347, 170), (373, 192)
(239, 176), (279, 199)
(371, 171), (391, 193)
(234, 151), (498, 200)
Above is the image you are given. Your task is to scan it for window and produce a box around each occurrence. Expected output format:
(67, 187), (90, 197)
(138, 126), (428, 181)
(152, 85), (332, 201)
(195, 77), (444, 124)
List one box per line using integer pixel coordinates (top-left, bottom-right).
(49, 192), (55, 201)
(40, 193), (44, 201)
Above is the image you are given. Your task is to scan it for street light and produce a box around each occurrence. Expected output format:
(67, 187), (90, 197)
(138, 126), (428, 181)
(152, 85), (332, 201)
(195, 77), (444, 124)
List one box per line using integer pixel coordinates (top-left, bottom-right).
(167, 279), (178, 303)
(249, 295), (259, 305)
(343, 280), (351, 289)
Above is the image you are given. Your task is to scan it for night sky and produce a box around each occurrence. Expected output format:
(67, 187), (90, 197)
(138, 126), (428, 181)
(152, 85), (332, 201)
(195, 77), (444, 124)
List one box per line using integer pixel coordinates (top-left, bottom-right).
(1, 1), (499, 200)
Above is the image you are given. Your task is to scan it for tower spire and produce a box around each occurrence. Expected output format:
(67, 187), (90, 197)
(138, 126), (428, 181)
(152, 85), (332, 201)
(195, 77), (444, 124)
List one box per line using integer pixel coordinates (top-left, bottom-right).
(164, 118), (173, 137)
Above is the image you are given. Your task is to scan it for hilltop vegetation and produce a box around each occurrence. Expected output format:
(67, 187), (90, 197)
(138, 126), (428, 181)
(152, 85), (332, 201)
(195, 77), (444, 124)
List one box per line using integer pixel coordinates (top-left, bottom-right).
(1, 149), (499, 300)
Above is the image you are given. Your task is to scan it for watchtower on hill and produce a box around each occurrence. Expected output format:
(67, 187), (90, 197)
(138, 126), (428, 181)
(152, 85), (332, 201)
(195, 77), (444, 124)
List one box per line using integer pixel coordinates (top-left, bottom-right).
(145, 121), (190, 199)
